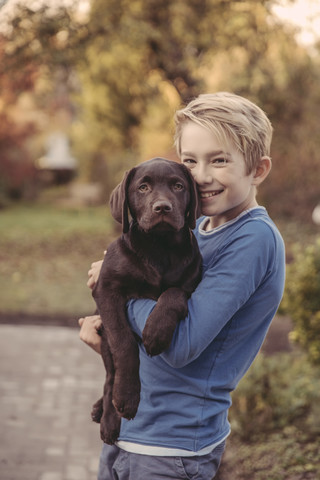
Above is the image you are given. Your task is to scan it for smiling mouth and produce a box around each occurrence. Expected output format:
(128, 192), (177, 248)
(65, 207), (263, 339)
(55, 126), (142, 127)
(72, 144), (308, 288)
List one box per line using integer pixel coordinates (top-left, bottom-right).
(200, 190), (224, 199)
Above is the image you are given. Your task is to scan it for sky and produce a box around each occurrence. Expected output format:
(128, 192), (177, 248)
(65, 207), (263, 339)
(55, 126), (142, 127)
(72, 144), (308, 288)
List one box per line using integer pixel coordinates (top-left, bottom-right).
(272, 0), (320, 46)
(0, 0), (90, 22)
(0, 0), (320, 47)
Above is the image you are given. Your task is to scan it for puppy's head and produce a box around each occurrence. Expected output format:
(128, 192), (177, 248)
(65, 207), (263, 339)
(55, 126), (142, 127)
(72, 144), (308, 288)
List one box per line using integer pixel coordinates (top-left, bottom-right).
(109, 158), (200, 233)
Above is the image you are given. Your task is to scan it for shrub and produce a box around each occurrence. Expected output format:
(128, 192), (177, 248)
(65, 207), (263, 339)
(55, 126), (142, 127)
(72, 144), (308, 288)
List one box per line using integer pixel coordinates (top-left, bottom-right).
(281, 239), (320, 364)
(218, 425), (320, 480)
(230, 352), (320, 441)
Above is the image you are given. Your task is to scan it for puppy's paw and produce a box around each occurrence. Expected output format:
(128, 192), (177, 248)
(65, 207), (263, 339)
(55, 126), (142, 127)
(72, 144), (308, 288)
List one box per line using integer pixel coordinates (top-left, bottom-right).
(142, 322), (174, 356)
(91, 397), (103, 423)
(100, 412), (121, 445)
(112, 377), (140, 420)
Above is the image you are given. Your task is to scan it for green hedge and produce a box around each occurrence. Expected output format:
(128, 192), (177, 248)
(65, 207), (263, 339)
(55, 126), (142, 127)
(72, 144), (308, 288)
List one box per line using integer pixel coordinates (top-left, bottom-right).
(281, 238), (320, 364)
(230, 352), (320, 440)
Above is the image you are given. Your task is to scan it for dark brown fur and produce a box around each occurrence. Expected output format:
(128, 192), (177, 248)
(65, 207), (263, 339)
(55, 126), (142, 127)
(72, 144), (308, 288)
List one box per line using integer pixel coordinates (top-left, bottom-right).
(92, 157), (202, 444)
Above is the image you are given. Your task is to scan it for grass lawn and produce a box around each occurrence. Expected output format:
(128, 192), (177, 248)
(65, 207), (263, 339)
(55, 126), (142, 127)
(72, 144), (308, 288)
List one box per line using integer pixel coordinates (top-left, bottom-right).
(1, 201), (319, 319)
(0, 202), (117, 317)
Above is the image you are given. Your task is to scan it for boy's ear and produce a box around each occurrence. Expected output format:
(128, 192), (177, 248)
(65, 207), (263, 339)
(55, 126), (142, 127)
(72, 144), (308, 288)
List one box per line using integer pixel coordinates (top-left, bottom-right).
(252, 156), (272, 186)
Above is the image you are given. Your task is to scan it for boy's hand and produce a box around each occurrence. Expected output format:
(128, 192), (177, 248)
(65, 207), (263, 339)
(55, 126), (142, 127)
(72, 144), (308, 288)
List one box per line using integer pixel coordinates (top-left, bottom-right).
(81, 252), (106, 352)
(78, 315), (102, 354)
(87, 251), (106, 289)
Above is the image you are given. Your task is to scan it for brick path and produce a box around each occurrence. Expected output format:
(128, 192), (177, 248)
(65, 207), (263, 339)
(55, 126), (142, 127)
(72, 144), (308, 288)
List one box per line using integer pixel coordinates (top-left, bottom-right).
(0, 324), (104, 480)
(0, 317), (293, 480)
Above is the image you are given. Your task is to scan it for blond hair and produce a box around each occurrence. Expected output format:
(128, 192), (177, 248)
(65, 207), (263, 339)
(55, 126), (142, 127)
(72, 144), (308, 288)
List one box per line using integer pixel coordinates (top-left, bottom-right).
(174, 92), (273, 174)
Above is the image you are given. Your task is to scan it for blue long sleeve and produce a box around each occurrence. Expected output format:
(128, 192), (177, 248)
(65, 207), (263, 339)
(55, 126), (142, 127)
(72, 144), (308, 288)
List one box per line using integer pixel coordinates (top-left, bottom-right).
(127, 213), (284, 369)
(120, 208), (285, 452)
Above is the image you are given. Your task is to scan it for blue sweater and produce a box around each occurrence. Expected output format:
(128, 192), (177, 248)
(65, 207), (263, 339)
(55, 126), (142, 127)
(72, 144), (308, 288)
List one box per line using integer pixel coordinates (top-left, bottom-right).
(118, 207), (285, 453)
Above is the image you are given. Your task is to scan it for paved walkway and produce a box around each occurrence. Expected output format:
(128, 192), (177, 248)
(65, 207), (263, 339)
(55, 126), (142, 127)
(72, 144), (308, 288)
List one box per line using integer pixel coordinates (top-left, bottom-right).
(0, 317), (293, 480)
(0, 324), (104, 480)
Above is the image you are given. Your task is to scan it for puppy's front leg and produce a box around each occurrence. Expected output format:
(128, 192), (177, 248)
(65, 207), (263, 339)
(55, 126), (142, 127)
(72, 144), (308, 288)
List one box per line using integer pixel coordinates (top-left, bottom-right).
(96, 292), (141, 420)
(142, 287), (188, 356)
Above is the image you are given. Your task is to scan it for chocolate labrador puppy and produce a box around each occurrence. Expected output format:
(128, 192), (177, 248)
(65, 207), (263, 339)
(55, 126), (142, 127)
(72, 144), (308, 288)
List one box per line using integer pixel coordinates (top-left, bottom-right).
(92, 157), (202, 445)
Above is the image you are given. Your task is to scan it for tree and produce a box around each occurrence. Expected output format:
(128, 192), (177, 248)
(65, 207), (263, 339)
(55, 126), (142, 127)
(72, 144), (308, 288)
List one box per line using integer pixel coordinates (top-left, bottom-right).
(0, 37), (38, 203)
(73, 0), (286, 184)
(2, 0), (320, 218)
(196, 21), (320, 220)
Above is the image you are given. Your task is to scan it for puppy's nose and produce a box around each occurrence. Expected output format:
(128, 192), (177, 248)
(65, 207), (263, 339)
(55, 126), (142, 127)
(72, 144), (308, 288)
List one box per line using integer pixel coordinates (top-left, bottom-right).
(153, 200), (173, 214)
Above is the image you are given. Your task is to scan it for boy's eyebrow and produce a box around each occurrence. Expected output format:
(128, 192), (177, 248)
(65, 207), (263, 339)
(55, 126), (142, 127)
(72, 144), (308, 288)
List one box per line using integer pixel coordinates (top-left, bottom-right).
(181, 150), (231, 157)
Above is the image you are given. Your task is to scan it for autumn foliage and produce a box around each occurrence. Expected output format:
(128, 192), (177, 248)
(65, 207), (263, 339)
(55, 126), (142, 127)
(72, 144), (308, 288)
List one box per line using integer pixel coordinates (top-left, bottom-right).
(0, 0), (320, 220)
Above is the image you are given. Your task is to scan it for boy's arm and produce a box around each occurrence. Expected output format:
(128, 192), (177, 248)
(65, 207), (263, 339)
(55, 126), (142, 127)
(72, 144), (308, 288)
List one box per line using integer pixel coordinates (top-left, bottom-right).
(127, 224), (284, 368)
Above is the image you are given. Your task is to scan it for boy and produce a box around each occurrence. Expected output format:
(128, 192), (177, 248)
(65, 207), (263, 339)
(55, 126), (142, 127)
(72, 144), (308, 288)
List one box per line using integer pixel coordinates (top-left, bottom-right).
(79, 92), (286, 479)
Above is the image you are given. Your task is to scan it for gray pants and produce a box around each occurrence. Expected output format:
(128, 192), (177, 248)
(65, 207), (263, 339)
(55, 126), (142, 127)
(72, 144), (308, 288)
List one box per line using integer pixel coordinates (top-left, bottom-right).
(97, 441), (225, 480)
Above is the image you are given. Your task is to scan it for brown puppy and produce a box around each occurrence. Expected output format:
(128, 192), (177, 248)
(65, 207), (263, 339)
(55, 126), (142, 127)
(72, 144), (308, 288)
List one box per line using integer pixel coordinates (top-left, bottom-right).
(92, 157), (202, 445)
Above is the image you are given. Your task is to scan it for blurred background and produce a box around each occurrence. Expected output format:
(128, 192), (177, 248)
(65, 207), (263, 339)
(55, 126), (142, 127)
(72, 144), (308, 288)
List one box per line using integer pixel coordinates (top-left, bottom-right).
(1, 0), (320, 478)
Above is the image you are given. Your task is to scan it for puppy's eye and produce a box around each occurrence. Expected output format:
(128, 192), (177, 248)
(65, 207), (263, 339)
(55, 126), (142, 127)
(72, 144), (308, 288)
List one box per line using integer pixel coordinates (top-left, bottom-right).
(174, 182), (184, 191)
(138, 184), (149, 192)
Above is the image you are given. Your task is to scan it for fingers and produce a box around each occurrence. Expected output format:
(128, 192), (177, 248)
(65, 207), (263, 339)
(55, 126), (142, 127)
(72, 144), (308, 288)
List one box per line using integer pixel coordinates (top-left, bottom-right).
(82, 251), (107, 351)
(87, 258), (104, 289)
(87, 273), (97, 289)
(78, 317), (85, 327)
(78, 314), (102, 329)
(78, 315), (102, 355)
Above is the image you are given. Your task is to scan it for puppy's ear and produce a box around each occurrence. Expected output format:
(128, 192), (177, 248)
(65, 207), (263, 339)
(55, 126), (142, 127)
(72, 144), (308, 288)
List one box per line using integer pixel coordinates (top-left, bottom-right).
(109, 175), (126, 224)
(109, 168), (136, 233)
(181, 164), (201, 229)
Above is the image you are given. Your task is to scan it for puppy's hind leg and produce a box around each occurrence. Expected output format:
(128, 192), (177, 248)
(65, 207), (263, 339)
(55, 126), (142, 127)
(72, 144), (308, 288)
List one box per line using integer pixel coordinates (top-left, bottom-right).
(91, 396), (103, 423)
(92, 396), (121, 445)
(93, 333), (121, 444)
(100, 375), (121, 445)
(91, 325), (113, 424)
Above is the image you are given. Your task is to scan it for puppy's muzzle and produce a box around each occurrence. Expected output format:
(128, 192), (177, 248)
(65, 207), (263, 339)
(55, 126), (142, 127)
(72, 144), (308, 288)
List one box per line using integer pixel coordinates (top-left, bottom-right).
(152, 200), (173, 215)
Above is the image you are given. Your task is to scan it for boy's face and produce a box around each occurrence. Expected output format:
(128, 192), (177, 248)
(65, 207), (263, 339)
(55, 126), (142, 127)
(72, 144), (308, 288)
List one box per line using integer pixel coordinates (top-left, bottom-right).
(180, 121), (259, 229)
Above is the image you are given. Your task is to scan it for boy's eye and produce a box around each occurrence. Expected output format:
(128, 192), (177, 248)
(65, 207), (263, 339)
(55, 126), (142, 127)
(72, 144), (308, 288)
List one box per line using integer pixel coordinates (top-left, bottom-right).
(182, 158), (196, 165)
(213, 157), (227, 165)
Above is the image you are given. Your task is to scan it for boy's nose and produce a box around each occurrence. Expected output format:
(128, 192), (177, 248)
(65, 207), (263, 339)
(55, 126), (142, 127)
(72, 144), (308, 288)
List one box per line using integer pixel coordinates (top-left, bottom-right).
(193, 165), (213, 185)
